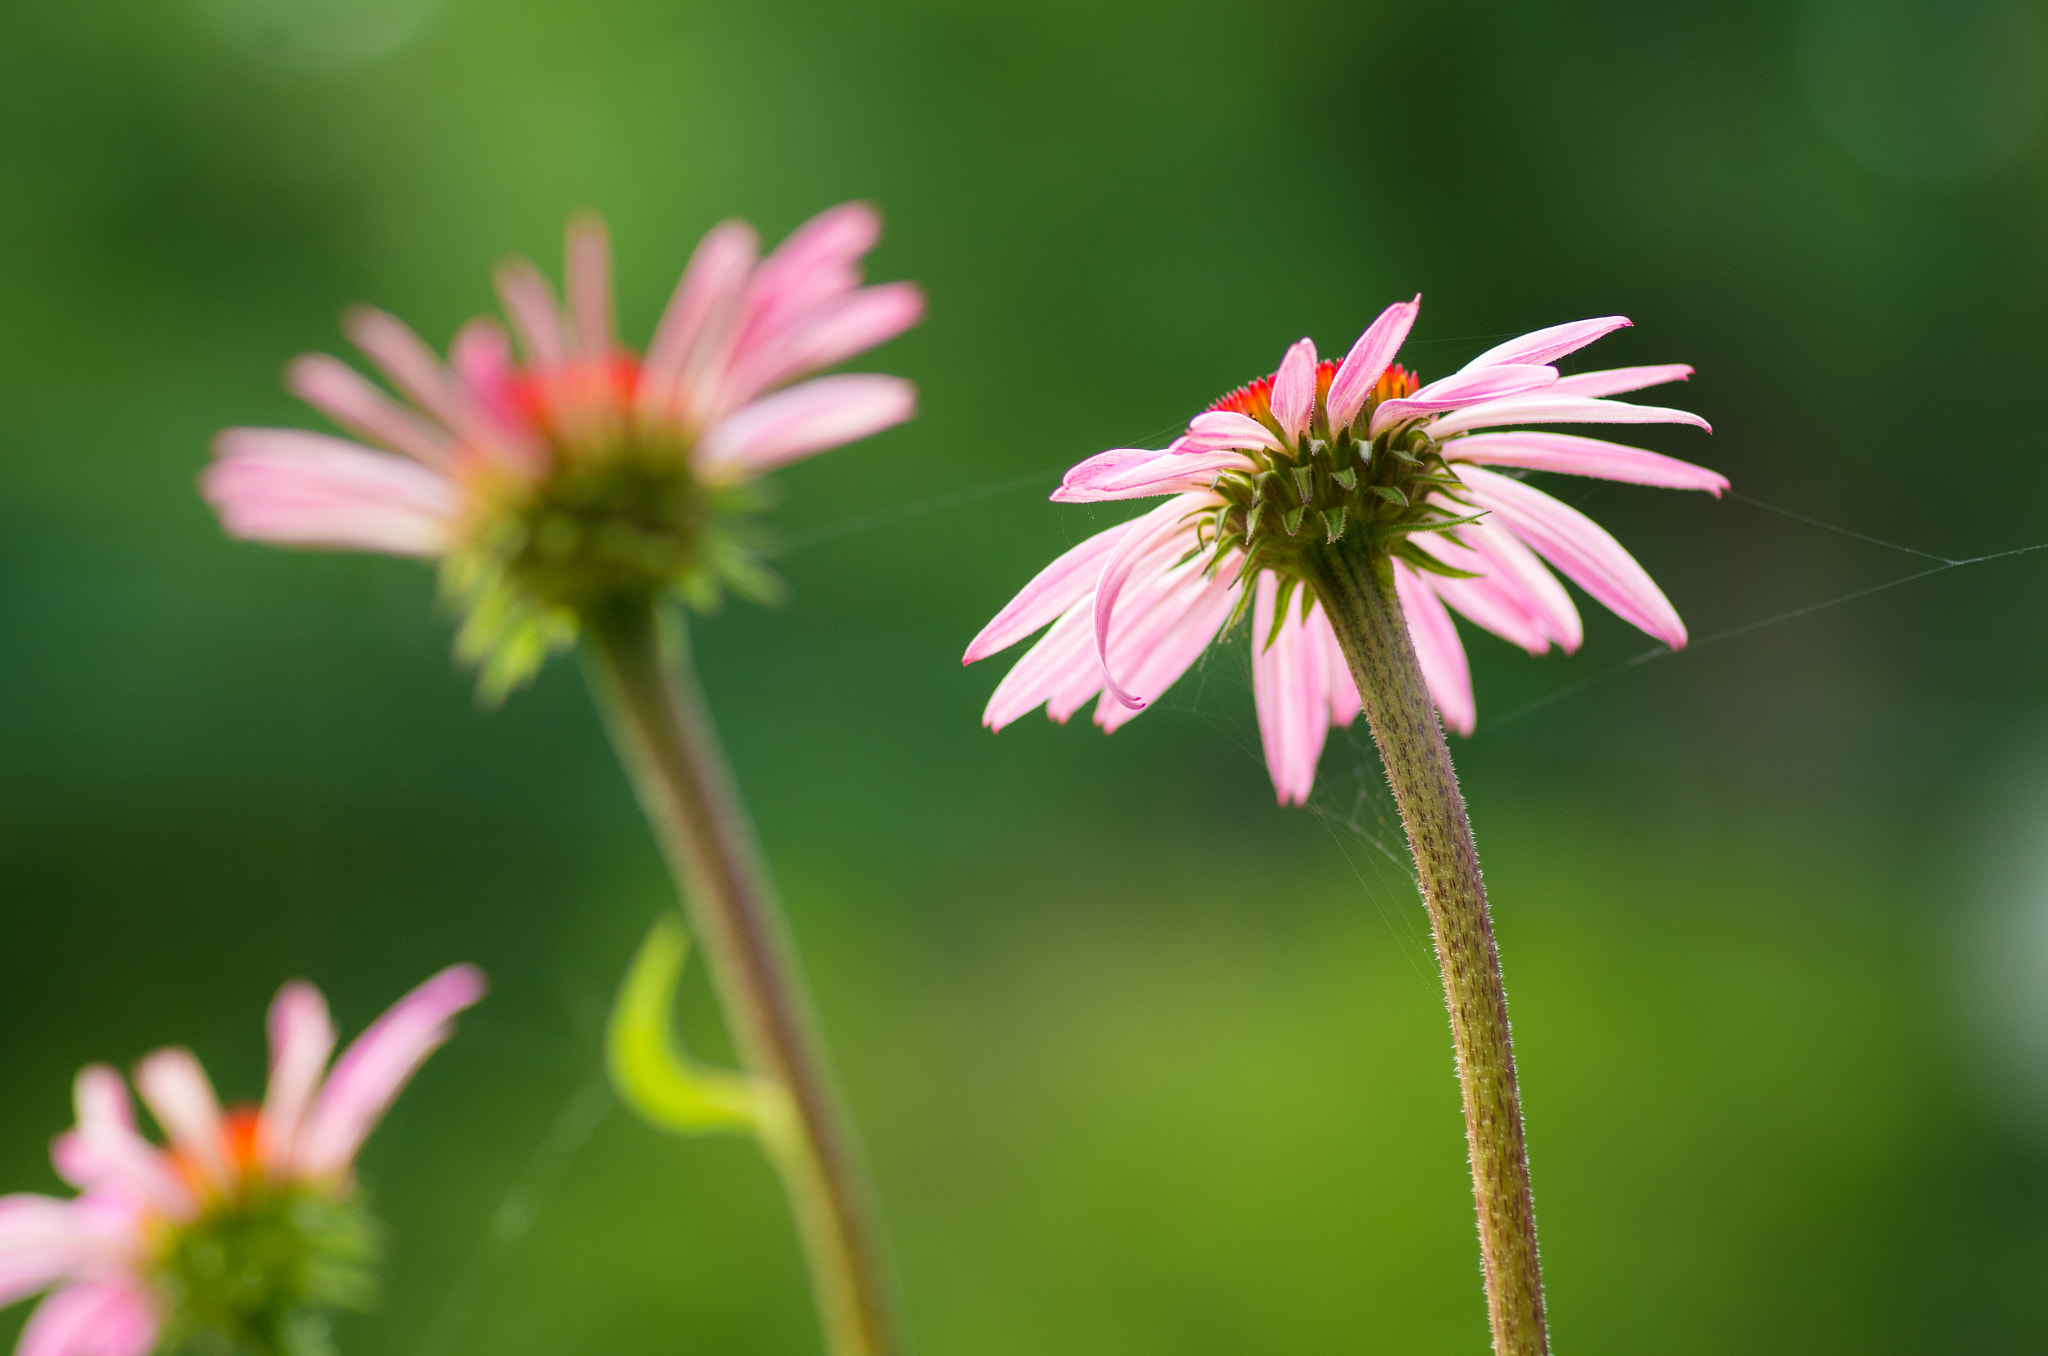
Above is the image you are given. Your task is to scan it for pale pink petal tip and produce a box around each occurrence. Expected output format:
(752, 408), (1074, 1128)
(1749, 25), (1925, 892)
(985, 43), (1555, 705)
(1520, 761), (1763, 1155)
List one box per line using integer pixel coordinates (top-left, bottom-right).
(17, 1279), (158, 1356)
(205, 430), (458, 557)
(1326, 294), (1421, 430)
(1268, 338), (1319, 442)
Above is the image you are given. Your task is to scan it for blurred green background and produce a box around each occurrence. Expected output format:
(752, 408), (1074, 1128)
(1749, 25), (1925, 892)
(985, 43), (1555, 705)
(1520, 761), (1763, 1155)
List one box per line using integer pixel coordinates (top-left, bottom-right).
(5, 0), (2048, 1351)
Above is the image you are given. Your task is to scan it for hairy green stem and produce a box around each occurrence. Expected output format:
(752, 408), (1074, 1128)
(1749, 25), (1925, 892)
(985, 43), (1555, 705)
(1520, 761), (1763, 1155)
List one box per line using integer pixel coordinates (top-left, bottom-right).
(583, 599), (898, 1356)
(1308, 547), (1548, 1356)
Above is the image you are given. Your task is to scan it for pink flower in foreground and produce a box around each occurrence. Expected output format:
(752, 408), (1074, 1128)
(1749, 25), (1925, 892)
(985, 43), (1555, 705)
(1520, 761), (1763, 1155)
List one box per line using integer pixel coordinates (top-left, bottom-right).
(204, 203), (923, 697)
(965, 299), (1725, 805)
(0, 966), (484, 1356)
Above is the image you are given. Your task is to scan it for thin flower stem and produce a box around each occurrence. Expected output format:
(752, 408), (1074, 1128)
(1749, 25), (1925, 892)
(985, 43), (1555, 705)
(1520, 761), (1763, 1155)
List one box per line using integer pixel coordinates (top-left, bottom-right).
(1308, 547), (1548, 1356)
(583, 599), (898, 1356)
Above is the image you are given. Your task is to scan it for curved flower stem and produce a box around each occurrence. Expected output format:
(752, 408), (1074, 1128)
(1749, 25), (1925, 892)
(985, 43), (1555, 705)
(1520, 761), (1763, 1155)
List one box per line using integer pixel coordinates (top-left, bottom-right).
(1307, 547), (1548, 1356)
(582, 598), (899, 1356)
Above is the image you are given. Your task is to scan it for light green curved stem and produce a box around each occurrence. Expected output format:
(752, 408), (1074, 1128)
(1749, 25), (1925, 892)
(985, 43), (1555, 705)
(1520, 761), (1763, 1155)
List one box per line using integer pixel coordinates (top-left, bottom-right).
(583, 599), (898, 1356)
(1309, 547), (1548, 1356)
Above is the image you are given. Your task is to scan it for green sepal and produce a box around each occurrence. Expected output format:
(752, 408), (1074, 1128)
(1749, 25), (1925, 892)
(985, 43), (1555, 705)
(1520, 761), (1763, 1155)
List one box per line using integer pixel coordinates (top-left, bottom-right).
(1320, 506), (1347, 543)
(1291, 465), (1316, 501)
(1384, 510), (1491, 538)
(1282, 505), (1306, 536)
(1371, 485), (1409, 507)
(1392, 539), (1484, 579)
(1330, 467), (1357, 490)
(607, 915), (765, 1137)
(1262, 574), (1302, 649)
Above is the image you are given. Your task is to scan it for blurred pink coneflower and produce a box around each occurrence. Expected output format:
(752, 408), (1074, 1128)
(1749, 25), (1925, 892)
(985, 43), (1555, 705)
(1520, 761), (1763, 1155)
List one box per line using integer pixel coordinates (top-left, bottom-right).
(965, 298), (1726, 804)
(0, 966), (483, 1356)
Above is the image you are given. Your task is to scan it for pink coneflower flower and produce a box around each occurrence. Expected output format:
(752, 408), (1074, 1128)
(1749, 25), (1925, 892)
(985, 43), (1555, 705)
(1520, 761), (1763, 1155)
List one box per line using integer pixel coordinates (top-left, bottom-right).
(204, 204), (923, 697)
(0, 966), (484, 1356)
(964, 298), (1726, 805)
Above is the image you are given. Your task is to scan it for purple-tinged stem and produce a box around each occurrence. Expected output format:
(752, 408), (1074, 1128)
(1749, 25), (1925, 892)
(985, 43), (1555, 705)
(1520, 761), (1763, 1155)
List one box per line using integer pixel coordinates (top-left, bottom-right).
(583, 599), (898, 1356)
(1308, 546), (1548, 1356)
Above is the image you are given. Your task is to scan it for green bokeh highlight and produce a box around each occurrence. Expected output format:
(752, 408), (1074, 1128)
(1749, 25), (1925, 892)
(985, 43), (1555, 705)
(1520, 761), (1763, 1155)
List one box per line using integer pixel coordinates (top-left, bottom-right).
(3, 1), (2047, 1352)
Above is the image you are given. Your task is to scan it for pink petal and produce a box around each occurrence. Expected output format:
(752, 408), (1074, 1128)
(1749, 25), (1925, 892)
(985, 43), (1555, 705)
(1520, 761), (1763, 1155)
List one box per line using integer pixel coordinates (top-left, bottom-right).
(1092, 498), (1209, 710)
(1393, 564), (1475, 736)
(1368, 364), (1558, 437)
(287, 355), (451, 467)
(133, 1051), (229, 1191)
(1326, 295), (1421, 431)
(1462, 316), (1630, 370)
(1049, 447), (1164, 502)
(1251, 572), (1331, 805)
(492, 259), (569, 368)
(1427, 394), (1712, 438)
(341, 308), (474, 436)
(51, 1069), (192, 1219)
(17, 1279), (157, 1356)
(965, 519), (1133, 663)
(1446, 431), (1728, 494)
(1546, 363), (1693, 398)
(1092, 558), (1242, 733)
(295, 964), (486, 1180)
(565, 215), (615, 358)
(695, 375), (915, 478)
(639, 220), (761, 417)
(1051, 447), (1254, 502)
(1455, 465), (1687, 647)
(448, 320), (544, 469)
(0, 1198), (113, 1306)
(1268, 338), (1318, 443)
(205, 430), (459, 556)
(260, 982), (335, 1178)
(716, 282), (925, 416)
(1459, 515), (1583, 653)
(983, 602), (1101, 730)
(1184, 409), (1286, 455)
(729, 202), (883, 358)
(1309, 607), (1362, 727)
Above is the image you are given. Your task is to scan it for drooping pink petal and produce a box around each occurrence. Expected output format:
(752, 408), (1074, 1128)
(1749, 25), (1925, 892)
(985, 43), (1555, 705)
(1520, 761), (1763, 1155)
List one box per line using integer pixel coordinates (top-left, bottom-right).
(1093, 559), (1243, 733)
(1308, 607), (1362, 727)
(1091, 498), (1210, 710)
(492, 260), (569, 369)
(16, 1278), (157, 1356)
(342, 308), (476, 436)
(1455, 466), (1687, 647)
(133, 1051), (230, 1193)
(983, 603), (1101, 730)
(1393, 564), (1475, 736)
(1326, 295), (1421, 431)
(51, 1069), (193, 1220)
(1268, 339), (1319, 443)
(1458, 515), (1583, 653)
(1251, 572), (1332, 805)
(1426, 394), (1712, 438)
(1446, 431), (1728, 494)
(205, 431), (459, 556)
(295, 965), (486, 1180)
(1545, 363), (1693, 399)
(716, 283), (925, 417)
(695, 375), (915, 478)
(1052, 447), (1255, 502)
(0, 1197), (118, 1306)
(1184, 410), (1287, 454)
(965, 519), (1134, 663)
(640, 220), (761, 418)
(260, 981), (335, 1177)
(565, 216), (615, 359)
(1368, 364), (1558, 436)
(287, 356), (451, 468)
(1461, 316), (1630, 370)
(1049, 447), (1166, 502)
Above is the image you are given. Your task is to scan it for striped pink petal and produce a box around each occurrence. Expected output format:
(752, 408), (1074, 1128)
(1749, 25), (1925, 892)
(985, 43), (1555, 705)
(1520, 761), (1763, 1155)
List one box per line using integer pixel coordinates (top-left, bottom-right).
(1415, 534), (1550, 654)
(966, 519), (1134, 663)
(133, 1051), (229, 1192)
(295, 965), (485, 1180)
(342, 308), (475, 436)
(695, 375), (915, 478)
(1251, 571), (1332, 805)
(205, 430), (459, 556)
(1092, 499), (1209, 709)
(717, 282), (925, 416)
(1546, 364), (1693, 399)
(1461, 316), (1630, 370)
(492, 259), (570, 369)
(640, 220), (760, 418)
(565, 216), (615, 358)
(1184, 410), (1286, 455)
(1446, 431), (1727, 493)
(1093, 559), (1242, 733)
(983, 602), (1099, 729)
(1053, 447), (1254, 502)
(1393, 563), (1475, 736)
(1426, 394), (1712, 438)
(16, 1278), (157, 1356)
(729, 202), (882, 358)
(1459, 515), (1583, 653)
(1368, 364), (1558, 437)
(1050, 447), (1164, 502)
(1456, 466), (1687, 647)
(1326, 295), (1421, 431)
(1310, 607), (1362, 727)
(1269, 339), (1319, 442)
(50, 1069), (192, 1219)
(287, 356), (451, 467)
(260, 982), (335, 1177)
